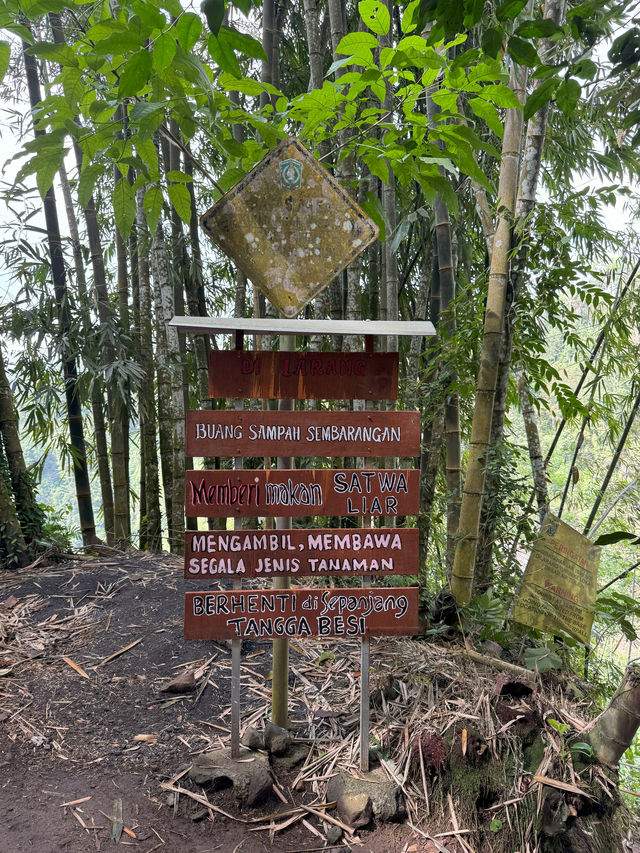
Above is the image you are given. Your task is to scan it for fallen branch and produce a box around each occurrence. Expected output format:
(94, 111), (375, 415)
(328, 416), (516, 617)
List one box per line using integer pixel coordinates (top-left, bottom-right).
(455, 648), (536, 682)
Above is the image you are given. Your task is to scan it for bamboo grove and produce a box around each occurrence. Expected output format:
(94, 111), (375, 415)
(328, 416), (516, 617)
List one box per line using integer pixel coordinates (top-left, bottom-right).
(0, 0), (639, 617)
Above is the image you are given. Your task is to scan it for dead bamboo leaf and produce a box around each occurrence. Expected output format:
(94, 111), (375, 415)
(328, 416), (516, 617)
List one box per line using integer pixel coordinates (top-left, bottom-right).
(70, 808), (90, 833)
(60, 796), (92, 807)
(62, 656), (89, 679)
(301, 804), (353, 835)
(97, 637), (143, 668)
(533, 774), (595, 799)
(134, 734), (158, 743)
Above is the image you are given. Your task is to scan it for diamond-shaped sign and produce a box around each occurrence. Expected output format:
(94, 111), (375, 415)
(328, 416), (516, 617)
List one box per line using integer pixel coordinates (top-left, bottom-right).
(200, 137), (379, 318)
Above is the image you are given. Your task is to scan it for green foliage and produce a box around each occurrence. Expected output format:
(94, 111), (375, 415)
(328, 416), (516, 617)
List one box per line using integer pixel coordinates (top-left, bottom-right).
(524, 647), (562, 673)
(34, 504), (79, 554)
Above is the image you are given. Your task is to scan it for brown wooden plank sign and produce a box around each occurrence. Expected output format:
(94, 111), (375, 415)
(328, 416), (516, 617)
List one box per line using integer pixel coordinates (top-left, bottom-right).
(184, 587), (419, 640)
(185, 469), (419, 518)
(186, 410), (420, 458)
(184, 527), (419, 578)
(209, 350), (398, 400)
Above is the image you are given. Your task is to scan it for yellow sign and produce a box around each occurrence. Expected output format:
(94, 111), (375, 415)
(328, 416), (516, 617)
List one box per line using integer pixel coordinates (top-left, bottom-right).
(200, 137), (378, 318)
(513, 514), (600, 645)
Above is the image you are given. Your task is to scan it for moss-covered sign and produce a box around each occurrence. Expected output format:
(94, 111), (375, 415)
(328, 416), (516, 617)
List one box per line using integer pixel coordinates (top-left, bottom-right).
(200, 137), (378, 318)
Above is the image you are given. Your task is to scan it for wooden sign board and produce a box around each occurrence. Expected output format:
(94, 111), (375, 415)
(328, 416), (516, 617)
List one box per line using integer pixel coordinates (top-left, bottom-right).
(186, 410), (420, 458)
(184, 527), (419, 578)
(185, 469), (419, 518)
(209, 351), (398, 400)
(184, 587), (419, 640)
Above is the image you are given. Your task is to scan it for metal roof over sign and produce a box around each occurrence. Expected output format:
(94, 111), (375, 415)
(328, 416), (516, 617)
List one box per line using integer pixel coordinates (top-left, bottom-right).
(200, 137), (379, 318)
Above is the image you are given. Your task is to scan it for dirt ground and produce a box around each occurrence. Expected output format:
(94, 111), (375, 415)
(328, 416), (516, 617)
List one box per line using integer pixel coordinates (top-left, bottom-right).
(0, 553), (424, 853)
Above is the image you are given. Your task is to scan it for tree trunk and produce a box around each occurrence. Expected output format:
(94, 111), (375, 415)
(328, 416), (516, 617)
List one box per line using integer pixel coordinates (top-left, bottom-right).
(260, 0), (276, 110)
(328, 0), (359, 339)
(302, 0), (323, 91)
(136, 190), (162, 552)
(75, 163), (130, 547)
(426, 104), (461, 573)
(475, 0), (567, 582)
(184, 144), (211, 408)
(450, 61), (527, 605)
(90, 383), (114, 543)
(516, 371), (548, 523)
(115, 111), (131, 538)
(0, 344), (44, 543)
(587, 664), (640, 765)
(419, 406), (444, 578)
(151, 221), (185, 555)
(152, 244), (174, 541)
(0, 440), (28, 568)
(22, 41), (99, 547)
(57, 158), (115, 545)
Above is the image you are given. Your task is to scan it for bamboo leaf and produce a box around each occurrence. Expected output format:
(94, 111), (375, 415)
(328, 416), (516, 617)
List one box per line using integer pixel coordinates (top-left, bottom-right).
(593, 531), (640, 546)
(168, 183), (192, 224)
(112, 176), (136, 238)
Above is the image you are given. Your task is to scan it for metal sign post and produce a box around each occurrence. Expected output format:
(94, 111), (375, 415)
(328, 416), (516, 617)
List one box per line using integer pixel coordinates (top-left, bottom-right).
(272, 332), (294, 729)
(230, 396), (243, 758)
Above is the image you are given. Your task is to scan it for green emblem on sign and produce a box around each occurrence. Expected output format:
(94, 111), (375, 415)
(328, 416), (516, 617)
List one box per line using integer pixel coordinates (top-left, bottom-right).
(280, 159), (302, 189)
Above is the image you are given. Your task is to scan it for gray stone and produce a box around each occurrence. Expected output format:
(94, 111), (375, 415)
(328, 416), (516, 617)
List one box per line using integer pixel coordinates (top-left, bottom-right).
(280, 742), (309, 770)
(160, 670), (196, 693)
(241, 726), (265, 751)
(337, 792), (372, 829)
(325, 823), (344, 844)
(326, 769), (405, 823)
(189, 747), (273, 807)
(264, 721), (292, 756)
